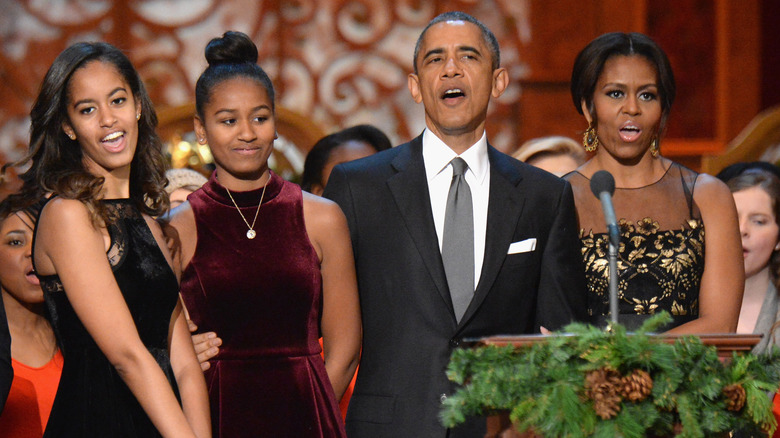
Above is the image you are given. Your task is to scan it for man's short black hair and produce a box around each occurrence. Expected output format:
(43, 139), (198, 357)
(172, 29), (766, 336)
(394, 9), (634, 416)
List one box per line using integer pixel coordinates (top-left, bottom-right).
(413, 11), (500, 75)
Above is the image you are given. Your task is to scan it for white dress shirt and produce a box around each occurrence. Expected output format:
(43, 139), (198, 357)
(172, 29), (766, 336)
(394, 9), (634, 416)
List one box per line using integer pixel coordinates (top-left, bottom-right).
(422, 129), (490, 289)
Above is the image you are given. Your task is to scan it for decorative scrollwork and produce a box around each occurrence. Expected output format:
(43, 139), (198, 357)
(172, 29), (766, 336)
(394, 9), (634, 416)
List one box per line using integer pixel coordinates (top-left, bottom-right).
(0, 0), (532, 171)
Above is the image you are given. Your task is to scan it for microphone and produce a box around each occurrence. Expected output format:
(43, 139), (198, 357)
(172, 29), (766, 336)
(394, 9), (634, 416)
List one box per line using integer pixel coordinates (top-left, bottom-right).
(590, 170), (620, 325)
(590, 170), (619, 248)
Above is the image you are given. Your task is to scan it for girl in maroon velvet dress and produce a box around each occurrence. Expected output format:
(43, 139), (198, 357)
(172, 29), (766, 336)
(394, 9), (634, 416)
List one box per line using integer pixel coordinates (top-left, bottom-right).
(165, 31), (361, 437)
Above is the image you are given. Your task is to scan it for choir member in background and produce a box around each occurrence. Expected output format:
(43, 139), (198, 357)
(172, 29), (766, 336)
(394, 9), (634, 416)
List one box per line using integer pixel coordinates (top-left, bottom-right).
(724, 169), (780, 353)
(513, 136), (585, 177)
(301, 124), (392, 196)
(0, 199), (61, 438)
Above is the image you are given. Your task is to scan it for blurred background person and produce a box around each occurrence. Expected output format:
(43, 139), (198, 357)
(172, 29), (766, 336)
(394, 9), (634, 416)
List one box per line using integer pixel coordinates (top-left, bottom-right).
(719, 162), (780, 438)
(0, 199), (61, 438)
(0, 292), (9, 414)
(716, 161), (780, 184)
(722, 168), (780, 353)
(512, 135), (585, 177)
(566, 32), (743, 333)
(301, 124), (391, 196)
(165, 168), (208, 209)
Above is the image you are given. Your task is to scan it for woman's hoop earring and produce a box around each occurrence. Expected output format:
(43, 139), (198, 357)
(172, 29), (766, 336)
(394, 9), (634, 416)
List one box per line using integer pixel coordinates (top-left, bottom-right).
(650, 138), (659, 157)
(583, 122), (599, 152)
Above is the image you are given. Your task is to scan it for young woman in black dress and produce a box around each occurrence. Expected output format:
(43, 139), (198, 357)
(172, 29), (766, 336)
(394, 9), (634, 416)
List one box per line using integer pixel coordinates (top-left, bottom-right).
(10, 42), (210, 437)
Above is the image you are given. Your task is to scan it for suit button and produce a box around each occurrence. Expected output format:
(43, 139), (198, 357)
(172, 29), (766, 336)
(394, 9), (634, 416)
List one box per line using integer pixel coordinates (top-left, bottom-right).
(449, 338), (460, 348)
(439, 393), (448, 403)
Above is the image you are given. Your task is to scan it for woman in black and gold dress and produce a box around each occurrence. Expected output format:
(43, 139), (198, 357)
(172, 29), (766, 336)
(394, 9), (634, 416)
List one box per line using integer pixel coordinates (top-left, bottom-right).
(565, 32), (743, 333)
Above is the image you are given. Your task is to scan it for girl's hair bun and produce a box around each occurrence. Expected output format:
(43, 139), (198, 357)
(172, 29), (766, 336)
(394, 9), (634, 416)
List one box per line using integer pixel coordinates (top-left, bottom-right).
(205, 31), (258, 66)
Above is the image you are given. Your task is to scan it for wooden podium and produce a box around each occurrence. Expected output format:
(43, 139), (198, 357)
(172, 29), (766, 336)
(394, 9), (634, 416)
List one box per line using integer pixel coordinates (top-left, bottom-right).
(463, 333), (763, 438)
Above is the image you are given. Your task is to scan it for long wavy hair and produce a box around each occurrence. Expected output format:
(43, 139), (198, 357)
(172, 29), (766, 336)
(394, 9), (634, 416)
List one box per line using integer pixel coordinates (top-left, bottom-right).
(3, 42), (169, 224)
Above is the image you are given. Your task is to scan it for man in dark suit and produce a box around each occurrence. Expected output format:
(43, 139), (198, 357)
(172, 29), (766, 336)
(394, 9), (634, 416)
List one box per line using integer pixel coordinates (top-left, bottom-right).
(324, 11), (587, 437)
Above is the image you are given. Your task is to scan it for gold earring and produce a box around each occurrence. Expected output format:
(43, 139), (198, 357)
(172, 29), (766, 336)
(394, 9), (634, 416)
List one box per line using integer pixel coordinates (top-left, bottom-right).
(67, 132), (76, 140)
(650, 138), (659, 157)
(136, 113), (141, 120)
(583, 122), (598, 152)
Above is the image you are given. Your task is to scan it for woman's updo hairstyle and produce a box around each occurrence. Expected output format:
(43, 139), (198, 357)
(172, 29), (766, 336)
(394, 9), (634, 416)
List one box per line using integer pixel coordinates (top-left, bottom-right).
(195, 31), (275, 118)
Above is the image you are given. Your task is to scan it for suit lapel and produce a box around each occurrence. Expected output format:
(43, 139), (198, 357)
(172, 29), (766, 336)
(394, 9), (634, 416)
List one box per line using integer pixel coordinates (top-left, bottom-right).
(458, 147), (525, 327)
(386, 136), (453, 311)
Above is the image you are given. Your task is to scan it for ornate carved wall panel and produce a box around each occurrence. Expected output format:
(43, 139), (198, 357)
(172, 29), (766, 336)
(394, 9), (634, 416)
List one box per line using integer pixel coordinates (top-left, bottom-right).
(0, 0), (533, 174)
(0, 0), (767, 184)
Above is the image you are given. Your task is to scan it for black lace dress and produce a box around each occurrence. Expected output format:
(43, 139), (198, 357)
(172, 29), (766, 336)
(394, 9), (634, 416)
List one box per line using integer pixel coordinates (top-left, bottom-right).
(565, 163), (705, 330)
(35, 200), (180, 437)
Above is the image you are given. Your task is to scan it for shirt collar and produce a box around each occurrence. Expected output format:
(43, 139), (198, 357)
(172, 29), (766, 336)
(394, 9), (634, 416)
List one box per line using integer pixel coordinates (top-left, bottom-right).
(422, 129), (489, 183)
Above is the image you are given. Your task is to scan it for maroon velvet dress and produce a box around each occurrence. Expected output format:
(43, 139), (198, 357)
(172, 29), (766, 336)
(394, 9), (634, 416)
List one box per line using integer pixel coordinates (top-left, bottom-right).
(180, 171), (346, 437)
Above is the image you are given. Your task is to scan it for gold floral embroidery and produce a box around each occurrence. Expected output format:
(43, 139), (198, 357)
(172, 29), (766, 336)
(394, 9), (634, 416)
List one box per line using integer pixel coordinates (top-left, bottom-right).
(636, 218), (660, 235)
(671, 301), (687, 316)
(632, 296), (659, 314)
(581, 217), (704, 323)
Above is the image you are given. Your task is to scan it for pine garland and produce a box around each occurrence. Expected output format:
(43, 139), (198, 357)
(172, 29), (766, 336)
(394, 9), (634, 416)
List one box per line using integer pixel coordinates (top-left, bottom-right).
(441, 312), (780, 437)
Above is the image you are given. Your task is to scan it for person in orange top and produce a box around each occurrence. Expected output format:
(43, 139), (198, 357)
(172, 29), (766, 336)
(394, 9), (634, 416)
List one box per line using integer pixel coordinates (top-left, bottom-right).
(0, 199), (62, 438)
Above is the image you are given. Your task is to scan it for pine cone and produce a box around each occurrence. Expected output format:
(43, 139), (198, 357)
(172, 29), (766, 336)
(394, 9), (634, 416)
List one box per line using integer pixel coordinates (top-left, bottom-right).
(723, 383), (746, 412)
(620, 369), (653, 402)
(585, 368), (623, 419)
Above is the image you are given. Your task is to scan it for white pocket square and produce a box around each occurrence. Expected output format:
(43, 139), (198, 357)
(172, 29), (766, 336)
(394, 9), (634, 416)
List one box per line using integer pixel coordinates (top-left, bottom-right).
(507, 238), (537, 254)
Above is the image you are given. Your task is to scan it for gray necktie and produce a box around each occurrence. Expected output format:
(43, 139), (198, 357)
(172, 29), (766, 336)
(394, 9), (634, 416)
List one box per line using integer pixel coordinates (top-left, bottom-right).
(442, 157), (474, 322)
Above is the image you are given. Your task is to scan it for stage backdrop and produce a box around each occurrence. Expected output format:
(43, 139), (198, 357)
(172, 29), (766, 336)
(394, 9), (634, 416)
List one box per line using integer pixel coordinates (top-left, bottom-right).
(0, 0), (768, 189)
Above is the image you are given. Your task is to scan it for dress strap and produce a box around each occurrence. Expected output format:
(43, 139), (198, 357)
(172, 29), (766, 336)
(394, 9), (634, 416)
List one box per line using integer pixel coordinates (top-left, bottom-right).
(676, 163), (699, 219)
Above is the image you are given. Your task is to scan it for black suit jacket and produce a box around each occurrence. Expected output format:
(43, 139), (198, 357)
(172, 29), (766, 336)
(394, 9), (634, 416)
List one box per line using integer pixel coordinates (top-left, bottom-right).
(0, 296), (12, 414)
(324, 135), (587, 437)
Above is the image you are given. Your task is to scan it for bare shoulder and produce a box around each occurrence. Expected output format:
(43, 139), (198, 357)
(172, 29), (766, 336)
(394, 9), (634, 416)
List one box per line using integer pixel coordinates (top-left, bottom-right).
(35, 198), (102, 275)
(38, 197), (94, 230)
(302, 191), (347, 228)
(692, 172), (734, 211)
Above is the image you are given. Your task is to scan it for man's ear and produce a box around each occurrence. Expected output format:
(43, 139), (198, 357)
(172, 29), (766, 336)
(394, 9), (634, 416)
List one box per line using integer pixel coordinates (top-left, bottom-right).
(581, 100), (593, 125)
(408, 73), (423, 104)
(491, 67), (509, 99)
(193, 116), (207, 144)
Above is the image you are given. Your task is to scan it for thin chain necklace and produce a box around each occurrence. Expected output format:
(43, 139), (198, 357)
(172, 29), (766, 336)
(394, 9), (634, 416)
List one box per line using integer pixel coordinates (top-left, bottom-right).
(225, 182), (267, 239)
